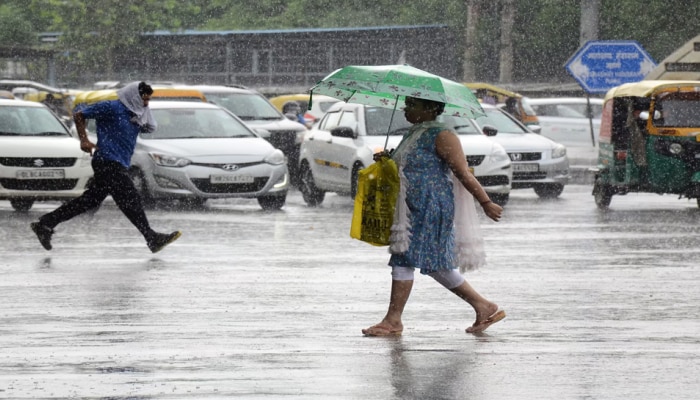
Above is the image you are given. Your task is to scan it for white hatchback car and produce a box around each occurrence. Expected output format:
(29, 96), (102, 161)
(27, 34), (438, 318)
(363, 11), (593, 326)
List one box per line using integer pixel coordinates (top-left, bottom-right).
(472, 104), (570, 198)
(129, 101), (289, 210)
(528, 97), (604, 147)
(298, 102), (512, 206)
(0, 99), (93, 211)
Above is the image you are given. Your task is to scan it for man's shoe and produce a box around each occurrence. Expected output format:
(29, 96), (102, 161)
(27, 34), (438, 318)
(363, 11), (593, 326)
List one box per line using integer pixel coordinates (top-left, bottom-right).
(30, 222), (54, 251)
(147, 231), (182, 253)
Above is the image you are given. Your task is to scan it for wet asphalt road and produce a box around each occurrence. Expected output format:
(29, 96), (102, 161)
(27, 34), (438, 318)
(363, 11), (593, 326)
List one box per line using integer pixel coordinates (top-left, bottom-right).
(1, 185), (699, 399)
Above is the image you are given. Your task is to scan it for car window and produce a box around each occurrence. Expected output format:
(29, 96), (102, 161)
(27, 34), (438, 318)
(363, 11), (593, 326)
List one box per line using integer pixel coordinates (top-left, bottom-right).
(364, 106), (412, 136)
(321, 111), (342, 130)
(475, 108), (529, 133)
(556, 105), (586, 118)
(338, 111), (357, 131)
(437, 115), (480, 135)
(205, 92), (282, 121)
(148, 108), (256, 139)
(0, 106), (68, 136)
(532, 104), (557, 117)
(319, 101), (337, 113)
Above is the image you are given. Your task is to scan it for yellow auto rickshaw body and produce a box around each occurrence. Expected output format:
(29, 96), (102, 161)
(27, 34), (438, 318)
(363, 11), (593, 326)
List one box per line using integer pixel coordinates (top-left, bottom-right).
(464, 82), (540, 127)
(592, 80), (700, 208)
(73, 87), (207, 109)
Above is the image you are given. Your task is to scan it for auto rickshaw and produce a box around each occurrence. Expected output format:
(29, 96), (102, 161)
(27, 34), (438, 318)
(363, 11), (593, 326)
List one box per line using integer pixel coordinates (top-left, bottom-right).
(590, 80), (700, 209)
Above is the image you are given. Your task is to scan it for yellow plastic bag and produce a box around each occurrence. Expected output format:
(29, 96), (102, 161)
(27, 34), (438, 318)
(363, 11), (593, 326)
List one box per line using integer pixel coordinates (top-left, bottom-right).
(350, 157), (399, 246)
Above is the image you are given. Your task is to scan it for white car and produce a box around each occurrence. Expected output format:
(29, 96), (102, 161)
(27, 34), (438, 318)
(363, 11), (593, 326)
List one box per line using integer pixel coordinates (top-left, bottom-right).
(298, 102), (512, 206)
(0, 99), (93, 211)
(129, 101), (289, 210)
(528, 97), (603, 147)
(471, 104), (570, 198)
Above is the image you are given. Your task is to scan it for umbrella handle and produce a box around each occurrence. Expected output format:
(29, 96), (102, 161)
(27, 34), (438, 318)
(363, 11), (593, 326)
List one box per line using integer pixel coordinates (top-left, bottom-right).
(384, 96), (399, 150)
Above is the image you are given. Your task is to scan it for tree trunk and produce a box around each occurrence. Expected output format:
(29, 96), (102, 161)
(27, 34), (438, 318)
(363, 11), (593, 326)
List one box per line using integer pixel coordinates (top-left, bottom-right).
(499, 0), (515, 83)
(580, 0), (600, 45)
(461, 0), (480, 81)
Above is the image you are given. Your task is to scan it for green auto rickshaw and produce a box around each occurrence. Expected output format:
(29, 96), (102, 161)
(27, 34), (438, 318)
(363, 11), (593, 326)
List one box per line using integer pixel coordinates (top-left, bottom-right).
(590, 80), (700, 209)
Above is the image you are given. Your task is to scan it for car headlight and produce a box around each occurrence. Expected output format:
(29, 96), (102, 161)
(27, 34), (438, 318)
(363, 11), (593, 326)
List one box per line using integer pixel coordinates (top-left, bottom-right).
(148, 152), (191, 167)
(264, 149), (286, 165)
(490, 146), (510, 163)
(551, 144), (567, 159)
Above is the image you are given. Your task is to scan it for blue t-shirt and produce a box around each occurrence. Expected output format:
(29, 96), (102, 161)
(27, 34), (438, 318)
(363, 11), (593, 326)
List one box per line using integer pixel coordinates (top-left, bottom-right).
(81, 100), (142, 168)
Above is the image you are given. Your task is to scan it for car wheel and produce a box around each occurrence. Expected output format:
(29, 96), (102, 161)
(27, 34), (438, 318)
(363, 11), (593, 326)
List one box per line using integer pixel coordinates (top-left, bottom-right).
(350, 163), (364, 200)
(10, 198), (34, 212)
(129, 168), (154, 207)
(489, 193), (509, 207)
(534, 183), (564, 199)
(299, 162), (325, 206)
(258, 193), (287, 211)
(593, 180), (613, 210)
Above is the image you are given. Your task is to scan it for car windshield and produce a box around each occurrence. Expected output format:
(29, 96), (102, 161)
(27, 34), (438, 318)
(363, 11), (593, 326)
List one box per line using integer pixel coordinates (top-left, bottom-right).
(205, 92), (282, 120)
(0, 106), (68, 136)
(654, 97), (700, 127)
(147, 108), (256, 139)
(437, 115), (481, 135)
(364, 107), (413, 136)
(475, 108), (529, 134)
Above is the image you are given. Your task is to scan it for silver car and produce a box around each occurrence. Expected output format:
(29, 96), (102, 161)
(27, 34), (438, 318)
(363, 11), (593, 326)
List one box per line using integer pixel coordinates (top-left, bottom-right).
(472, 104), (570, 198)
(129, 101), (289, 210)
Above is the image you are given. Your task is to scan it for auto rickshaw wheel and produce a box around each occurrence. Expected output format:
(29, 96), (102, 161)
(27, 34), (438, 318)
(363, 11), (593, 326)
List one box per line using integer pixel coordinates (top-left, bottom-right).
(593, 180), (613, 210)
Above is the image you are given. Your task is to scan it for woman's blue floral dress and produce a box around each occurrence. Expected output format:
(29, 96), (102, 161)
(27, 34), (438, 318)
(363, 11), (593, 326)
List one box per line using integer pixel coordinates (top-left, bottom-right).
(389, 127), (457, 274)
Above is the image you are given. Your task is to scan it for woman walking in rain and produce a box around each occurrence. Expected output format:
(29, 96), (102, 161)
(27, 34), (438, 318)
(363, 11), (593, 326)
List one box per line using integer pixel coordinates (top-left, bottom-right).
(362, 96), (505, 336)
(30, 82), (181, 253)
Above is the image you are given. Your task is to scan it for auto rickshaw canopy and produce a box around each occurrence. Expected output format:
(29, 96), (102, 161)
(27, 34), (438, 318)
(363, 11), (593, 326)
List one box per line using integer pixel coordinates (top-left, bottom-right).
(604, 80), (700, 102)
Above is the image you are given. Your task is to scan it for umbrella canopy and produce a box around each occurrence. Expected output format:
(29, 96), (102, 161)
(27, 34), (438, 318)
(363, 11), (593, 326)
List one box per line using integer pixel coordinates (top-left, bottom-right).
(309, 64), (484, 119)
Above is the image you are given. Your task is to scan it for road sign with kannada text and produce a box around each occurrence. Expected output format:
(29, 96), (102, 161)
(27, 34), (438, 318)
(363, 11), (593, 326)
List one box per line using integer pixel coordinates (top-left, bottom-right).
(565, 40), (657, 94)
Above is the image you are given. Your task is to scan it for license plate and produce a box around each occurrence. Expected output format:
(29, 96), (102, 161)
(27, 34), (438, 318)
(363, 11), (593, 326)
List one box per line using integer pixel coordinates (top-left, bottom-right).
(513, 163), (539, 172)
(16, 169), (65, 179)
(210, 174), (254, 184)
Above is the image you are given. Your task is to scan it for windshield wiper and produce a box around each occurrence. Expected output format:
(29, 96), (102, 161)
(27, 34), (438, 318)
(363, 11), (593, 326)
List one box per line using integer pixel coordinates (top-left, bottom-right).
(0, 131), (21, 136)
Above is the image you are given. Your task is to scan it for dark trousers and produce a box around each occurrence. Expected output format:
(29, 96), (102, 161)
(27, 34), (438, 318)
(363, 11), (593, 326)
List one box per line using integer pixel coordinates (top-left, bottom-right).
(40, 158), (155, 240)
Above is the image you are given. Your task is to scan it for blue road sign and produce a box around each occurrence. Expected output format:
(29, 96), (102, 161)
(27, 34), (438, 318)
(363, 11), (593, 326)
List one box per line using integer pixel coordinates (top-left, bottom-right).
(565, 40), (657, 94)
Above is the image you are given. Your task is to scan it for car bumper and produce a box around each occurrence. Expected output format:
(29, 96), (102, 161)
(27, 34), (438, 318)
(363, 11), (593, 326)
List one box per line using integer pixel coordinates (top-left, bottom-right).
(511, 156), (570, 189)
(0, 165), (93, 201)
(140, 162), (289, 200)
(472, 160), (512, 195)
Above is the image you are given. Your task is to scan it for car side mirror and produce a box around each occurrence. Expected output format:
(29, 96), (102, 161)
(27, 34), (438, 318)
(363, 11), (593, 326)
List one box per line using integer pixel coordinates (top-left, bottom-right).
(330, 126), (356, 139)
(529, 125), (542, 134)
(482, 125), (498, 136)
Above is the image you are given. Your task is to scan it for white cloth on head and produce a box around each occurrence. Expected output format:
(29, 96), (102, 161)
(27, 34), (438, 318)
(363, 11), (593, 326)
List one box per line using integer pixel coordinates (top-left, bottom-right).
(116, 82), (157, 133)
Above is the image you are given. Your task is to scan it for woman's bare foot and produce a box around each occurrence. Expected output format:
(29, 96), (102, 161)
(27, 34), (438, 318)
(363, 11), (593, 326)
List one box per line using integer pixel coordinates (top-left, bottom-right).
(362, 320), (403, 337)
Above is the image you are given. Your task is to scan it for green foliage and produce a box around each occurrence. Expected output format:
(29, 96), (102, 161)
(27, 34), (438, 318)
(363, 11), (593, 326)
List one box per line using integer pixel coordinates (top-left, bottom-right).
(0, 4), (36, 46)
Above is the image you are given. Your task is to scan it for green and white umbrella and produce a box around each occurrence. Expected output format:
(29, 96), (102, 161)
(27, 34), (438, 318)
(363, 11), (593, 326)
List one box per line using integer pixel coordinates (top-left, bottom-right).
(309, 64), (484, 119)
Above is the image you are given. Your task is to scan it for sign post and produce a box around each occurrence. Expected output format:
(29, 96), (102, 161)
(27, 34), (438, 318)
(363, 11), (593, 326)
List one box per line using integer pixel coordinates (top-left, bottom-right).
(565, 40), (657, 145)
